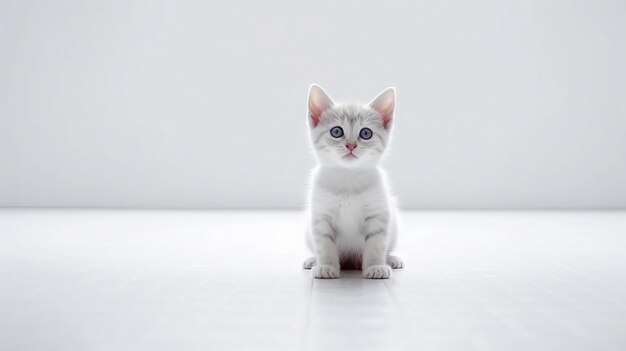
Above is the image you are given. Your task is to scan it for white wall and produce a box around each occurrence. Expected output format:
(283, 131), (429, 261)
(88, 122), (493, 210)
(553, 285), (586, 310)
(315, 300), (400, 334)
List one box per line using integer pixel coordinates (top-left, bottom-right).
(1, 0), (625, 209)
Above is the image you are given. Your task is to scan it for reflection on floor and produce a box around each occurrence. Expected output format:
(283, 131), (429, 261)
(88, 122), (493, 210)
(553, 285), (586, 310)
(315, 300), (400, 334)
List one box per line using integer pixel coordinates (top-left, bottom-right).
(1, 209), (625, 350)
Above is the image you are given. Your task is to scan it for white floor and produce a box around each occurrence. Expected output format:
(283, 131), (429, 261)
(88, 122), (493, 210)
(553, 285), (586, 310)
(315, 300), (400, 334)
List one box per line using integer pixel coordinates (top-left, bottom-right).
(1, 210), (625, 351)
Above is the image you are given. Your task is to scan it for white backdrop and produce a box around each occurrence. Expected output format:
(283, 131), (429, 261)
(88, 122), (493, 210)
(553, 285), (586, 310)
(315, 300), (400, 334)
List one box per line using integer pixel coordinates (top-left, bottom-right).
(1, 0), (625, 209)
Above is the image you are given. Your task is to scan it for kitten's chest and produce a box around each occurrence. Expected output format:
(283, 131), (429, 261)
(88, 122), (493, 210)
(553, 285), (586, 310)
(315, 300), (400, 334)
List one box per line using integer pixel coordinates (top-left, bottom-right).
(311, 167), (386, 236)
(334, 195), (366, 236)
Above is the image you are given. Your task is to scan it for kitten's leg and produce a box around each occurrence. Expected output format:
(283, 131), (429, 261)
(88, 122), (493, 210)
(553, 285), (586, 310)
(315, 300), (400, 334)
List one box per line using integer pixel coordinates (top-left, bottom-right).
(387, 255), (404, 269)
(311, 220), (340, 279)
(303, 225), (317, 269)
(363, 234), (391, 279)
(362, 215), (392, 279)
(302, 256), (316, 269)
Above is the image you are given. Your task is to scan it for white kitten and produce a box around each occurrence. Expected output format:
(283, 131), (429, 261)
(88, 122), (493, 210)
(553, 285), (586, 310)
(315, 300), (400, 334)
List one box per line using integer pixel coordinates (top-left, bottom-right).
(303, 84), (403, 279)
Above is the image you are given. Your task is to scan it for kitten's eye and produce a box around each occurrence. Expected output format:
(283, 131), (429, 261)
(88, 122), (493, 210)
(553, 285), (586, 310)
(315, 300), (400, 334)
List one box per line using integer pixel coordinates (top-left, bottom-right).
(359, 128), (373, 140)
(330, 126), (344, 138)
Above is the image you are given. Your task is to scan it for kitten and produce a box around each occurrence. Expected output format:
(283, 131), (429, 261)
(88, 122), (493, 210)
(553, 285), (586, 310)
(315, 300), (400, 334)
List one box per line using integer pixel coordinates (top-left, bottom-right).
(303, 84), (403, 279)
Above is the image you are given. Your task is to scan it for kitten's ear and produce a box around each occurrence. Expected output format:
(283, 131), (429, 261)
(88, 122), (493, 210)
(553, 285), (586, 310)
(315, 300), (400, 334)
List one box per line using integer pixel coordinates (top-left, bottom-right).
(308, 84), (334, 127)
(369, 87), (395, 129)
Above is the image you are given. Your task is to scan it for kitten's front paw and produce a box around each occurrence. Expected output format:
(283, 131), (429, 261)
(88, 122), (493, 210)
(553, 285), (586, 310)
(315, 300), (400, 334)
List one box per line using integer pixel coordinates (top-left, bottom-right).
(302, 256), (317, 269)
(387, 255), (404, 269)
(363, 265), (391, 279)
(312, 264), (339, 279)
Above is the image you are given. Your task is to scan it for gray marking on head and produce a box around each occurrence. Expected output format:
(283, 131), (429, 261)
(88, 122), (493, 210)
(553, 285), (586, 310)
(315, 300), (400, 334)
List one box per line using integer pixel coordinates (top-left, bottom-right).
(314, 131), (326, 145)
(375, 134), (386, 147)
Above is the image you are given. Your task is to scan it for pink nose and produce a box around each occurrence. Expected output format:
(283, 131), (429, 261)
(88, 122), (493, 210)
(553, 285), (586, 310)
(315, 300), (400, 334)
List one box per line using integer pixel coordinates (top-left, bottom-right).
(346, 144), (357, 151)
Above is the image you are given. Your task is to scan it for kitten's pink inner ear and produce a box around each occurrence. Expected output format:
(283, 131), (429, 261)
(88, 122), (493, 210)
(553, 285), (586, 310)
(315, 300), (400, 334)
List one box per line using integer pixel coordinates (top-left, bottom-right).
(308, 105), (324, 127)
(308, 85), (334, 127)
(369, 88), (395, 129)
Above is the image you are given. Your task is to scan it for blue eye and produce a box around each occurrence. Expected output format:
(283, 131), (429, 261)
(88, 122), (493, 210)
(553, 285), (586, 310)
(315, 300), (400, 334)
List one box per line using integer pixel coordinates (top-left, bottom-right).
(359, 128), (373, 140)
(330, 126), (344, 138)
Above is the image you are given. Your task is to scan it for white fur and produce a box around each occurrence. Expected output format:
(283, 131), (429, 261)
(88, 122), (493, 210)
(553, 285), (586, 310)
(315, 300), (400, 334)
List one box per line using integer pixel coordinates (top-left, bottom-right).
(303, 85), (402, 279)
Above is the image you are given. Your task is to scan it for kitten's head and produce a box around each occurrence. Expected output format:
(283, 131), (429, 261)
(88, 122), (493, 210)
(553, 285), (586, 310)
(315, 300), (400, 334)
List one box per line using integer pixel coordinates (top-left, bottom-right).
(307, 84), (395, 168)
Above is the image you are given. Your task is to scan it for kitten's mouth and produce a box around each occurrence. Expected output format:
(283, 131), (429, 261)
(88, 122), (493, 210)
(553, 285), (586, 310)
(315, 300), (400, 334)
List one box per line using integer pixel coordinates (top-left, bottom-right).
(343, 153), (358, 160)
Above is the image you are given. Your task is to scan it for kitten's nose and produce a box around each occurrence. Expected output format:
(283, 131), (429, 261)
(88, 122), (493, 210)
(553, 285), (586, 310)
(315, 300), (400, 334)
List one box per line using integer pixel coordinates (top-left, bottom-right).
(346, 144), (357, 151)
